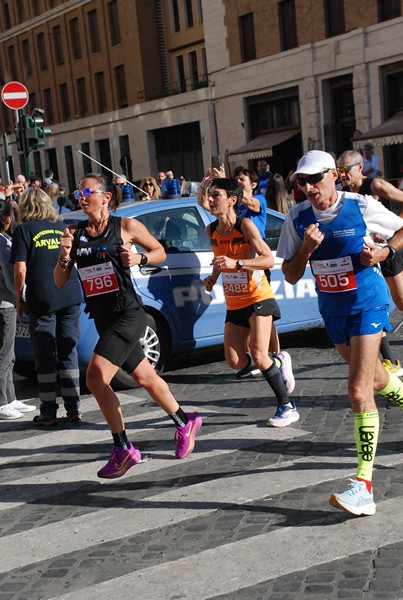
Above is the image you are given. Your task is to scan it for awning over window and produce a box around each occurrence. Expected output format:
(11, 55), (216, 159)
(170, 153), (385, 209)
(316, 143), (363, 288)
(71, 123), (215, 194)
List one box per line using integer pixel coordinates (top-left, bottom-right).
(227, 129), (300, 163)
(352, 111), (403, 148)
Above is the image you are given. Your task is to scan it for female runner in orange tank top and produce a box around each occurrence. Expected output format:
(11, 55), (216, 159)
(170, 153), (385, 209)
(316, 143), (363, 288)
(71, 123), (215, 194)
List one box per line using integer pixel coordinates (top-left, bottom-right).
(203, 178), (299, 427)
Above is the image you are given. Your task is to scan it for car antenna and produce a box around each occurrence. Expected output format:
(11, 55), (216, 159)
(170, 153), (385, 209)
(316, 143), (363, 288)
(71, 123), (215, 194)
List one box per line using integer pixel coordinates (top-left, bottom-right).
(76, 148), (150, 199)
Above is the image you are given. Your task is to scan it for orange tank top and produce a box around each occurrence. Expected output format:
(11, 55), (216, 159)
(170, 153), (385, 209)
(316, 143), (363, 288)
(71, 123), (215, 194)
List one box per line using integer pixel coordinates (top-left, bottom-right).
(209, 217), (274, 310)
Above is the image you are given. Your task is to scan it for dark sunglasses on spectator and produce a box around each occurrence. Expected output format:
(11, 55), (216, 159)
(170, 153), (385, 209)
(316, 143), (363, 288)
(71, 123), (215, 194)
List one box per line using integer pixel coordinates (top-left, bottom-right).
(144, 182), (153, 186)
(296, 169), (332, 187)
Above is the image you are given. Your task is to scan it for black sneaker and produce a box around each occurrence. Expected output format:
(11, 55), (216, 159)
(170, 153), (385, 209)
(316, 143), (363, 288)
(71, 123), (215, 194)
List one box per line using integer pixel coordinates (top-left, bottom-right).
(66, 410), (82, 422)
(235, 352), (261, 378)
(33, 414), (58, 427)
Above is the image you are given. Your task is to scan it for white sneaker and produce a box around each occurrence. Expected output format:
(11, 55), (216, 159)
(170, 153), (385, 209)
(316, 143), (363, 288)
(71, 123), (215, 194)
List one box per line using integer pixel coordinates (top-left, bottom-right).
(329, 479), (376, 516)
(0, 404), (23, 420)
(9, 399), (36, 413)
(273, 351), (295, 394)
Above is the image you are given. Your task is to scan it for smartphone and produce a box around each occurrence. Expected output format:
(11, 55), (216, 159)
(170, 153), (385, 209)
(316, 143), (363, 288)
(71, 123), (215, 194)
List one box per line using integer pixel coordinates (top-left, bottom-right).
(210, 155), (221, 170)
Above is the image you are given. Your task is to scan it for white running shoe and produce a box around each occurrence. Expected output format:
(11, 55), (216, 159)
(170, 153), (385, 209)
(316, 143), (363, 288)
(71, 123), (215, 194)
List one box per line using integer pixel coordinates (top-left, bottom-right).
(267, 402), (300, 427)
(329, 479), (376, 516)
(0, 404), (23, 420)
(274, 351), (295, 394)
(9, 399), (36, 413)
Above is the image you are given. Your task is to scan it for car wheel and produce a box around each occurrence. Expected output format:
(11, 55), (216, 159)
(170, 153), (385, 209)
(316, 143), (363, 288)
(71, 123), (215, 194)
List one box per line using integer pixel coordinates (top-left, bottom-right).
(111, 312), (169, 391)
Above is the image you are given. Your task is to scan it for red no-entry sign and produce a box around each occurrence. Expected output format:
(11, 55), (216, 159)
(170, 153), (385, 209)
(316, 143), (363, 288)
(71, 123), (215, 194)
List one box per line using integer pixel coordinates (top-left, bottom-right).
(1, 81), (29, 110)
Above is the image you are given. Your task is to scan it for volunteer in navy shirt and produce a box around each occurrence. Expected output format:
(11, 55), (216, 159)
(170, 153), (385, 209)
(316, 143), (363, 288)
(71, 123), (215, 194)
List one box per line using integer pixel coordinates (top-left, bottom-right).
(11, 187), (82, 425)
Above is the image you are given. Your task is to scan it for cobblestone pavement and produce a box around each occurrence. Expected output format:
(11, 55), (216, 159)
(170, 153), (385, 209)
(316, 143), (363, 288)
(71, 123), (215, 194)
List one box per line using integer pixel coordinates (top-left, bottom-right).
(1, 314), (403, 600)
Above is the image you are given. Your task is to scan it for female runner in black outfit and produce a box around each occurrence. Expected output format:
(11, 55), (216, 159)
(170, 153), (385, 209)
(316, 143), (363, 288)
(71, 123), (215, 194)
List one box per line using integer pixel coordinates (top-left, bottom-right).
(54, 174), (202, 478)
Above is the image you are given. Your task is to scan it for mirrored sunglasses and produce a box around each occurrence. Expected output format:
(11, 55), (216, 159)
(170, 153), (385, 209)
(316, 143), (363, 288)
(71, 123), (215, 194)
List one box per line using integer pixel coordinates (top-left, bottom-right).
(337, 162), (361, 174)
(73, 188), (103, 200)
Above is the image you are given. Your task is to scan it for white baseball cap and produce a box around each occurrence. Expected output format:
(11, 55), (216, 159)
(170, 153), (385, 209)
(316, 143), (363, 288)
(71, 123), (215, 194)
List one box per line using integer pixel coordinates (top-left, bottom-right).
(290, 151), (336, 181)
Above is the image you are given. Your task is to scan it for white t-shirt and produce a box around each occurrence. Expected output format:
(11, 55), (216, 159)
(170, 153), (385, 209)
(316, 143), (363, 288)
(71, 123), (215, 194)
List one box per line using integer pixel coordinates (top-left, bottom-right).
(363, 154), (380, 178)
(277, 191), (403, 260)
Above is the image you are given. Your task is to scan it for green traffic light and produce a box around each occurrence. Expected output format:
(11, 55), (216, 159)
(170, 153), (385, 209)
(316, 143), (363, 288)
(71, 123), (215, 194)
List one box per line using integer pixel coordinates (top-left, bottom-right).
(15, 108), (51, 153)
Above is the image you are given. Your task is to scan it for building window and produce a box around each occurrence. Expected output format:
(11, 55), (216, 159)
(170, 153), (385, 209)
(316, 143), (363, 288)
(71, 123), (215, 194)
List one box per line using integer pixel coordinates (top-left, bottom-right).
(175, 55), (187, 92)
(239, 13), (256, 62)
(7, 45), (18, 80)
(119, 134), (133, 181)
(88, 10), (101, 53)
(383, 62), (403, 118)
(378, 0), (401, 21)
(324, 75), (355, 157)
(115, 65), (128, 108)
(81, 142), (92, 173)
(33, 151), (42, 178)
(172, 0), (180, 32)
(37, 32), (48, 70)
(248, 89), (300, 135)
(3, 3), (11, 29)
(69, 18), (82, 59)
(64, 145), (76, 194)
(108, 1), (121, 45)
(95, 72), (107, 113)
(325, 0), (345, 37)
(29, 92), (36, 113)
(21, 40), (32, 77)
(188, 51), (198, 88)
(201, 47), (207, 81)
(43, 88), (54, 124)
(279, 0), (298, 50)
(53, 25), (64, 66)
(184, 0), (194, 27)
(16, 0), (24, 22)
(32, 0), (40, 16)
(196, 0), (203, 23)
(59, 83), (70, 121)
(76, 78), (88, 117)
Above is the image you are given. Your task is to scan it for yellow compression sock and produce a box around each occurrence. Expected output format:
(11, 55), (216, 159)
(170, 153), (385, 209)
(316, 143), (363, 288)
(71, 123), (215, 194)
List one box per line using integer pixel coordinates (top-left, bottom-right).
(379, 372), (403, 408)
(355, 411), (379, 485)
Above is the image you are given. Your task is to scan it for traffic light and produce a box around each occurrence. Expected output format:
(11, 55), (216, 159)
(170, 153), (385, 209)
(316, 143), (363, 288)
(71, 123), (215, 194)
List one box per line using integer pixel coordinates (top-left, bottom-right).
(14, 108), (51, 155)
(25, 108), (52, 151)
(15, 117), (27, 153)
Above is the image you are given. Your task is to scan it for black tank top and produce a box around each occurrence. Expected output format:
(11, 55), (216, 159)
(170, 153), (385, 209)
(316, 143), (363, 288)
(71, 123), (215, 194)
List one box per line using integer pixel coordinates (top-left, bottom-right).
(358, 178), (372, 195)
(72, 216), (141, 319)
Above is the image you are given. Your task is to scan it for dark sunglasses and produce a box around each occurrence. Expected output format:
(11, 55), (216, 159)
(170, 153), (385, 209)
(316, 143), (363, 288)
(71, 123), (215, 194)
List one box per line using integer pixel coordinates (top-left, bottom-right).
(296, 169), (332, 187)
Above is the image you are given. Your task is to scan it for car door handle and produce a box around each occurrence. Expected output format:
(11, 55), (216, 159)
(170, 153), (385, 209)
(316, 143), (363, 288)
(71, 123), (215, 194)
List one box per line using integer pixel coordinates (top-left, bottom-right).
(139, 265), (162, 275)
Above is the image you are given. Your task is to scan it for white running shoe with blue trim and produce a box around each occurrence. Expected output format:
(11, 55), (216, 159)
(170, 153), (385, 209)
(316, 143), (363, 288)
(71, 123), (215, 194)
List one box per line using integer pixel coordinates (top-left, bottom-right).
(329, 479), (376, 516)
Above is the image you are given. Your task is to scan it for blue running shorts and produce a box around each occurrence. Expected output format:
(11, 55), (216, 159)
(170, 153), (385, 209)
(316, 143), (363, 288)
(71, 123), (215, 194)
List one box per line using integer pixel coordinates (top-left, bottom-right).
(323, 305), (391, 346)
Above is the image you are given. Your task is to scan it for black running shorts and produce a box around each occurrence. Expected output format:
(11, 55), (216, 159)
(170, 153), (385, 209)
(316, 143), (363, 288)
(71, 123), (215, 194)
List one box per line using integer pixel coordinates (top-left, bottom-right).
(225, 297), (281, 328)
(381, 251), (403, 278)
(93, 307), (146, 373)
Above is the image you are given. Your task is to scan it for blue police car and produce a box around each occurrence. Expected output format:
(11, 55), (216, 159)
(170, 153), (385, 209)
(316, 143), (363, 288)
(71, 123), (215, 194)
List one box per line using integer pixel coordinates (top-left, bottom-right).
(15, 197), (322, 388)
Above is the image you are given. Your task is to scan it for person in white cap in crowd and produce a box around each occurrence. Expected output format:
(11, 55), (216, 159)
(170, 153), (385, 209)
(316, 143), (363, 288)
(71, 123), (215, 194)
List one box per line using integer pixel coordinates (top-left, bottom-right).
(277, 149), (403, 516)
